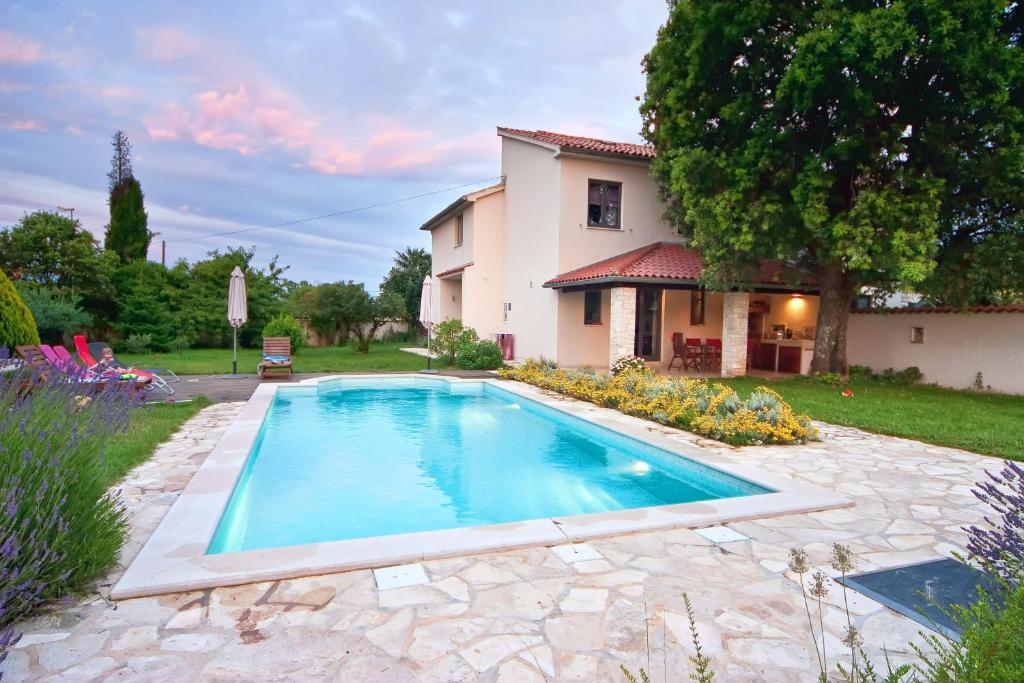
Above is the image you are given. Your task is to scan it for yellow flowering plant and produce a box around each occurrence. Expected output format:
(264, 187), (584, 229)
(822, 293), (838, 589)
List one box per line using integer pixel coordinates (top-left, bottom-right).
(498, 360), (815, 446)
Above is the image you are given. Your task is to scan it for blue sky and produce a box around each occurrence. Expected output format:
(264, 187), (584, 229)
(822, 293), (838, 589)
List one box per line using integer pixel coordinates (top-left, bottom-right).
(0, 2), (666, 286)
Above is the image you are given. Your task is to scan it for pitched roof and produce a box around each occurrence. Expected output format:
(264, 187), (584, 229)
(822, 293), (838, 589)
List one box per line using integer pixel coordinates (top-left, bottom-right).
(419, 182), (504, 232)
(497, 127), (655, 160)
(852, 304), (1024, 314)
(544, 242), (813, 290)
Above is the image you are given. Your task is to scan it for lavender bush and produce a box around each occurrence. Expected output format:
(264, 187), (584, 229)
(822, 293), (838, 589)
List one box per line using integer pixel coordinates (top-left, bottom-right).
(0, 349), (137, 648)
(964, 461), (1024, 584)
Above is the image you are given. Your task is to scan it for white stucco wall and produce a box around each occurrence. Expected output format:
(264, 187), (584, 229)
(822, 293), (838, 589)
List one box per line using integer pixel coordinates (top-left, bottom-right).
(847, 311), (1024, 394)
(500, 138), (561, 360)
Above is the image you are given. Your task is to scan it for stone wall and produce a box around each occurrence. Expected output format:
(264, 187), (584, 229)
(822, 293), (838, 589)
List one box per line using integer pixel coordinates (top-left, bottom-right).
(721, 292), (749, 377)
(608, 287), (637, 367)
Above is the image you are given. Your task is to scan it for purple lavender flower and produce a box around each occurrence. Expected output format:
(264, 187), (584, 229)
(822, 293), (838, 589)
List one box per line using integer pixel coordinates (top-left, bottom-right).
(964, 460), (1024, 583)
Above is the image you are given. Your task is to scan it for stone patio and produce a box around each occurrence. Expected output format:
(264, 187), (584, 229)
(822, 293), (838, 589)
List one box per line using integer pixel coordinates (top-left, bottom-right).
(2, 393), (1002, 682)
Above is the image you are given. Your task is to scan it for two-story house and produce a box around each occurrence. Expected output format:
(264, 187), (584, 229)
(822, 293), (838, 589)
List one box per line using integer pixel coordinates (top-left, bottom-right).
(420, 128), (821, 376)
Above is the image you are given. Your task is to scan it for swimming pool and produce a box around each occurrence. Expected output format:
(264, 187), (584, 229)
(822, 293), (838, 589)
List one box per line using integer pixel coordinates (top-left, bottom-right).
(209, 378), (769, 553)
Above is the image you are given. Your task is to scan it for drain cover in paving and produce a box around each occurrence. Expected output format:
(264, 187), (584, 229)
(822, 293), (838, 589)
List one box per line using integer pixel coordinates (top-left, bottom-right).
(837, 558), (1000, 638)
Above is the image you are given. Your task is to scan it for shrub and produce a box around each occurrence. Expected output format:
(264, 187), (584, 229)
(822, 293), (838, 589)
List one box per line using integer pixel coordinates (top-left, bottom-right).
(611, 355), (646, 375)
(262, 313), (306, 353)
(812, 371), (844, 386)
(455, 340), (505, 370)
(0, 356), (135, 636)
(0, 269), (40, 349)
(429, 319), (478, 364)
(13, 282), (91, 345)
(880, 366), (924, 385)
(499, 360), (814, 445)
(124, 332), (153, 354)
(168, 334), (193, 352)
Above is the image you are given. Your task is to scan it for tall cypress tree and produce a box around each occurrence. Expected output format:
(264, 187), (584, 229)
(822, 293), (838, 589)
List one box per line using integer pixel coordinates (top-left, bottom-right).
(106, 177), (151, 262)
(104, 132), (151, 262)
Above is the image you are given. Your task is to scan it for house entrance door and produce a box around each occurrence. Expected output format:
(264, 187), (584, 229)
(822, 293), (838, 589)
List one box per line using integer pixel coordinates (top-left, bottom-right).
(634, 288), (662, 361)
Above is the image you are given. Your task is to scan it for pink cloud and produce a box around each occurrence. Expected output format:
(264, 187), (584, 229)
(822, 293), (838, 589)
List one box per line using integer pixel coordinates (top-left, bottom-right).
(0, 80), (31, 93)
(7, 119), (45, 132)
(143, 83), (489, 176)
(0, 31), (44, 64)
(135, 27), (201, 62)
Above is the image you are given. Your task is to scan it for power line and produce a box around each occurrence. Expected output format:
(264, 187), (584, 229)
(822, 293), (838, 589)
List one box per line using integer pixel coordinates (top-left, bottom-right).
(165, 175), (503, 244)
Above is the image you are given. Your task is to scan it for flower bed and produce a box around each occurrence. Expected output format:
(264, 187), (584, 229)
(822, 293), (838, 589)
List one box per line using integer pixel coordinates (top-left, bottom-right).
(499, 360), (814, 445)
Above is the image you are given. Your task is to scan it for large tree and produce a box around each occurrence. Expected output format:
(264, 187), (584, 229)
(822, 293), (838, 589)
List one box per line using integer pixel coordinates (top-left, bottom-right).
(379, 247), (431, 326)
(0, 211), (116, 322)
(104, 131), (151, 262)
(641, 0), (1024, 372)
(106, 177), (151, 262)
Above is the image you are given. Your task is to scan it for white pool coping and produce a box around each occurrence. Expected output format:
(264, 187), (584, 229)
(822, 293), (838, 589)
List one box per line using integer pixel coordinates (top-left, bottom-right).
(111, 374), (852, 599)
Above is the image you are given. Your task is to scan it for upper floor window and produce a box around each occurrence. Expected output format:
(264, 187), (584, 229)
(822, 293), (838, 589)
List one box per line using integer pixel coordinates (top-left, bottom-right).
(587, 180), (621, 229)
(455, 213), (464, 247)
(584, 290), (602, 325)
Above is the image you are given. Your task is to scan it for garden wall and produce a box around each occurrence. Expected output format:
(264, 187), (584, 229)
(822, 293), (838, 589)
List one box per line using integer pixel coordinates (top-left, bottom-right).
(297, 319), (410, 347)
(847, 308), (1024, 395)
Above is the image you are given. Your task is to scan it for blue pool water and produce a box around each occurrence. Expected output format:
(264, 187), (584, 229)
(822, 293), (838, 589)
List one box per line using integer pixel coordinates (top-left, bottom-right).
(208, 379), (769, 553)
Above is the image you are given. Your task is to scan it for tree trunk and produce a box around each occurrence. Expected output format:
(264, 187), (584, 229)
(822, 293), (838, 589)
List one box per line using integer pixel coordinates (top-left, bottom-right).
(810, 266), (855, 375)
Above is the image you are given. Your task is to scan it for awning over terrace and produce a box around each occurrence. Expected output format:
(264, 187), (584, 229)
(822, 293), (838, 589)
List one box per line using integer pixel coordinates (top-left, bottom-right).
(543, 242), (816, 294)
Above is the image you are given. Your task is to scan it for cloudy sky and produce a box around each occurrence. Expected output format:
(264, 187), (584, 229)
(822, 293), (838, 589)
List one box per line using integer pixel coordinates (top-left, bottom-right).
(0, 2), (666, 286)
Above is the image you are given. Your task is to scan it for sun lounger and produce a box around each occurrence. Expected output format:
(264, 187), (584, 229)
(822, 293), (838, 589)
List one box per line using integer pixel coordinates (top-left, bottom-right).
(258, 337), (293, 379)
(16, 344), (149, 393)
(73, 335), (174, 395)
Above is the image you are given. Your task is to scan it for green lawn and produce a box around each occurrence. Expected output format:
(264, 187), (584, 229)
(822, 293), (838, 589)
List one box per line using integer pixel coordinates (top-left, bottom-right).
(103, 398), (210, 485)
(720, 376), (1024, 460)
(119, 341), (431, 375)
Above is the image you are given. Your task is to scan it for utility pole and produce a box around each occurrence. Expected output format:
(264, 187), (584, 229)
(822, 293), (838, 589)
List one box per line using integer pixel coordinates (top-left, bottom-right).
(161, 240), (166, 266)
(57, 206), (75, 219)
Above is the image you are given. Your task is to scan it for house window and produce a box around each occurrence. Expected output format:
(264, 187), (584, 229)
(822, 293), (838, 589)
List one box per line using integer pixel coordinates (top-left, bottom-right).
(455, 214), (464, 247)
(587, 180), (621, 228)
(584, 290), (602, 325)
(910, 326), (924, 344)
(690, 290), (706, 325)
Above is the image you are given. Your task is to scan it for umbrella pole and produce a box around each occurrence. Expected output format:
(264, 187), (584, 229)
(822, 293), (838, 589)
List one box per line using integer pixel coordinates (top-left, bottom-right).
(232, 327), (238, 375)
(426, 325), (431, 371)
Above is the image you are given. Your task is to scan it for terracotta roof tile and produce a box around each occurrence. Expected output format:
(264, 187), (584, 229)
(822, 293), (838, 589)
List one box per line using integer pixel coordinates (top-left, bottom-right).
(497, 127), (655, 160)
(544, 242), (811, 289)
(852, 304), (1024, 314)
(436, 262), (473, 279)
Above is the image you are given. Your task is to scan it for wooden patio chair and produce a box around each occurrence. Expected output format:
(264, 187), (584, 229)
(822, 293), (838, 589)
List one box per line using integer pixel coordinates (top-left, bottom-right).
(258, 337), (293, 379)
(667, 333), (686, 371)
(705, 338), (723, 370)
(684, 337), (703, 370)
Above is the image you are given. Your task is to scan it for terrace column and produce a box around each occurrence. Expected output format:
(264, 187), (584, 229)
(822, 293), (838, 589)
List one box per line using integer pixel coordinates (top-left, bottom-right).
(609, 286), (637, 368)
(721, 292), (749, 377)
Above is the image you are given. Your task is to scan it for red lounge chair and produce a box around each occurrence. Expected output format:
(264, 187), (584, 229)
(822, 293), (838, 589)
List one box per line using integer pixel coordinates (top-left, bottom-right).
(85, 340), (177, 393)
(73, 335), (158, 391)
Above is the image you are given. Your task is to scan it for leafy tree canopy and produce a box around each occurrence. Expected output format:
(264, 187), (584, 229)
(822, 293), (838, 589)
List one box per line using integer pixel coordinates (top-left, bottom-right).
(641, 0), (1024, 371)
(0, 211), (116, 321)
(380, 247), (431, 325)
(179, 247), (287, 348)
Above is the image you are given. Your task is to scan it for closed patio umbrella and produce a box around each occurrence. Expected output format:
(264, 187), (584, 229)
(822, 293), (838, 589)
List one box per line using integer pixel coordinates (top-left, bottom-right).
(226, 266), (247, 378)
(418, 275), (437, 373)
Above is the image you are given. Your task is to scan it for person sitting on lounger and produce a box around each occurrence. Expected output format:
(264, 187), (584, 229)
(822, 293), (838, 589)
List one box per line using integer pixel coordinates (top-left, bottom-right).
(97, 347), (128, 375)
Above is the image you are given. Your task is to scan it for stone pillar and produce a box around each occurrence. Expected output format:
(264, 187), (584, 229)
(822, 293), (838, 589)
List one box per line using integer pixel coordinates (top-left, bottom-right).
(609, 287), (637, 368)
(721, 291), (749, 377)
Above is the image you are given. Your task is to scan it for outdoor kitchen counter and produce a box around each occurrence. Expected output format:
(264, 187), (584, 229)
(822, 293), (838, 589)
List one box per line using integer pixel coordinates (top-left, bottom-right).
(759, 338), (815, 375)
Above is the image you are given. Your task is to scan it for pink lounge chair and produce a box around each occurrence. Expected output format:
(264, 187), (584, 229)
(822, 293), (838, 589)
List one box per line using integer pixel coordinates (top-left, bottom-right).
(38, 344), (85, 377)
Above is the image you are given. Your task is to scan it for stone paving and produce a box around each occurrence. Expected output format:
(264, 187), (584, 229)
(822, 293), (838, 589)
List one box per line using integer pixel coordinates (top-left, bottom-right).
(2, 393), (1006, 682)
